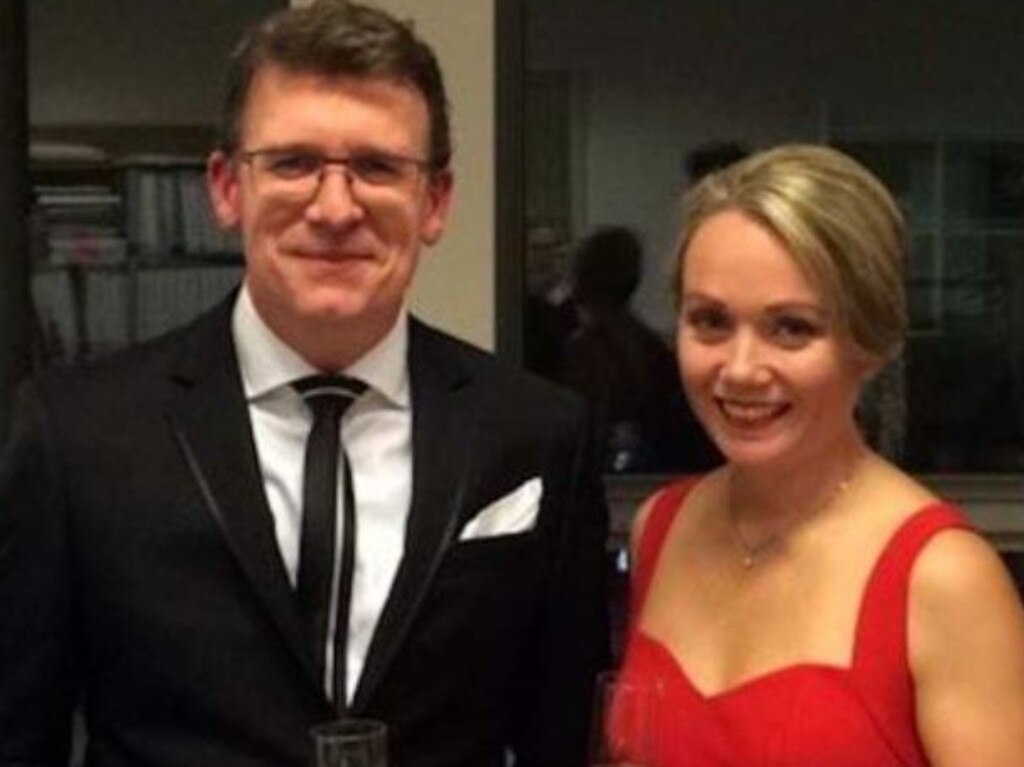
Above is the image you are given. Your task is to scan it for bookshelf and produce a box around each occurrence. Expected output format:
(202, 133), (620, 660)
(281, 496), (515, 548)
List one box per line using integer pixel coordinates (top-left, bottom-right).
(29, 127), (243, 363)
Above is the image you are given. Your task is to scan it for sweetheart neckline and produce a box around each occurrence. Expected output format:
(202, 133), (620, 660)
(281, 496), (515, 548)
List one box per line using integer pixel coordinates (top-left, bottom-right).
(633, 629), (852, 703)
(631, 500), (962, 704)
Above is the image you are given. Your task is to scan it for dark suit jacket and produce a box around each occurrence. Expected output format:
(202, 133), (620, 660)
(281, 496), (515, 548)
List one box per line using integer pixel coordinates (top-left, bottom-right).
(0, 297), (610, 767)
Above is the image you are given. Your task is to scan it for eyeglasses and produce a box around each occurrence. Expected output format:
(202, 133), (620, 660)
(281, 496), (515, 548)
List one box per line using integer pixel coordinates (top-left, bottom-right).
(238, 147), (432, 202)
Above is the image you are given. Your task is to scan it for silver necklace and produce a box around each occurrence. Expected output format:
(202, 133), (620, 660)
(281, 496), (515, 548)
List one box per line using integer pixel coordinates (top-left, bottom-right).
(734, 530), (783, 570)
(728, 463), (860, 570)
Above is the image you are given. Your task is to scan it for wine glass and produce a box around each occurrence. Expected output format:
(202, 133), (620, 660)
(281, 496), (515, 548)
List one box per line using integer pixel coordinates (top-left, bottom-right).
(310, 718), (387, 767)
(589, 670), (663, 767)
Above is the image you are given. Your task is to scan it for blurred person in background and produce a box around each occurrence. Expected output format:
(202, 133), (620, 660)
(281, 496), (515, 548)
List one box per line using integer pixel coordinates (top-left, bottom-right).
(559, 225), (719, 473)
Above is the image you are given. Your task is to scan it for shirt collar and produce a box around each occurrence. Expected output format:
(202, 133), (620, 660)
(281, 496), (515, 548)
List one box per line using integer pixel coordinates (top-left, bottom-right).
(232, 285), (410, 408)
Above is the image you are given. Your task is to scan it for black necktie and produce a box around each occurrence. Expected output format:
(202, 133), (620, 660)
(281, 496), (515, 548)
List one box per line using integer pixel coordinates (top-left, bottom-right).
(292, 374), (367, 707)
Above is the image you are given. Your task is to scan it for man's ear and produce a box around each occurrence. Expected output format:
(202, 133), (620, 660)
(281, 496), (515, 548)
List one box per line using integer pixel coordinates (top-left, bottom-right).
(419, 169), (454, 246)
(207, 149), (242, 230)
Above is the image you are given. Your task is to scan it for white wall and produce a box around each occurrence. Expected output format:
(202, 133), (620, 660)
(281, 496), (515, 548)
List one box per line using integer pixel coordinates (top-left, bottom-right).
(372, 0), (496, 350)
(289, 0), (496, 349)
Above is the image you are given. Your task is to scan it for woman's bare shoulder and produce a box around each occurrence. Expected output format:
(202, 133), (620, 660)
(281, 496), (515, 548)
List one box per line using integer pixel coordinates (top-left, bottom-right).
(858, 456), (941, 526)
(908, 519), (1024, 762)
(911, 525), (1019, 618)
(630, 471), (721, 553)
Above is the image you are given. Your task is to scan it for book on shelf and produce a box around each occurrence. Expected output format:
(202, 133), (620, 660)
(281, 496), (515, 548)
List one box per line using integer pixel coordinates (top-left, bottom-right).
(30, 140), (108, 165)
(32, 178), (127, 267)
(47, 234), (128, 267)
(124, 159), (239, 259)
(176, 169), (241, 256)
(35, 185), (121, 209)
(136, 266), (243, 341)
(31, 262), (242, 362)
(31, 270), (78, 361)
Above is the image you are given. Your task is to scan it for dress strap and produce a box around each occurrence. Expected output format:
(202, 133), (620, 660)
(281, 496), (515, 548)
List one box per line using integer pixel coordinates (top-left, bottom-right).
(630, 478), (698, 625)
(853, 503), (971, 671)
(851, 502), (972, 764)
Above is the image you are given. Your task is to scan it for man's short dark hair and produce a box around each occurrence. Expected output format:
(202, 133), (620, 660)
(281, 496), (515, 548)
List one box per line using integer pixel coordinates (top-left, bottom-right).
(220, 0), (451, 171)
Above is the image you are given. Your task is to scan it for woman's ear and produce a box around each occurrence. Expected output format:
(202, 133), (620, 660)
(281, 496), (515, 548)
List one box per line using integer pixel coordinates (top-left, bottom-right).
(853, 347), (889, 384)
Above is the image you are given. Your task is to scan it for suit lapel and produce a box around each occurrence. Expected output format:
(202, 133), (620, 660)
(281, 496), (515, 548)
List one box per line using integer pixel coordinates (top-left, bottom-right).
(163, 300), (320, 691)
(351, 320), (480, 713)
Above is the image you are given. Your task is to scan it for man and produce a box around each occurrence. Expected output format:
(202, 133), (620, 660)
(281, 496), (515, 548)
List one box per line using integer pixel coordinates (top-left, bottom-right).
(0, 3), (609, 766)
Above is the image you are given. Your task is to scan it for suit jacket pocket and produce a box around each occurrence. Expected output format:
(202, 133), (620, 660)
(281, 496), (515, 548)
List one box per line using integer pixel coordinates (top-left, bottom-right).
(434, 531), (539, 585)
(413, 531), (545, 669)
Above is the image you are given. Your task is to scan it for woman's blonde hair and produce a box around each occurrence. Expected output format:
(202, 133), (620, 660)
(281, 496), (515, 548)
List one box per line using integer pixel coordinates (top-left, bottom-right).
(677, 143), (908, 361)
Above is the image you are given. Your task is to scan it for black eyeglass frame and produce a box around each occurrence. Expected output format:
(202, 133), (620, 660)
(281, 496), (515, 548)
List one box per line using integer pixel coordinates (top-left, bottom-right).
(237, 147), (434, 189)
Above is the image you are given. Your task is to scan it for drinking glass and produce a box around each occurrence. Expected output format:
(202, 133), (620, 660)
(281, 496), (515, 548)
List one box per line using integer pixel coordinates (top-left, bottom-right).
(310, 718), (387, 767)
(589, 670), (663, 767)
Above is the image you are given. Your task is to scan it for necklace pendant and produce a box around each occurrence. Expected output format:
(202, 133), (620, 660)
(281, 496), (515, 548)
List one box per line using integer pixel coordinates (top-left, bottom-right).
(742, 553), (756, 569)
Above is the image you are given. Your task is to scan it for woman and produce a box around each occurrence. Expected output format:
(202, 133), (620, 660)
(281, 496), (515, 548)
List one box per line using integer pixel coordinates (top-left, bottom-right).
(617, 144), (1024, 766)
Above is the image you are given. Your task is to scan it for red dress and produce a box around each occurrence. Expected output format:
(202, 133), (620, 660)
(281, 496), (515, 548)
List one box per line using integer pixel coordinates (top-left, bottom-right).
(615, 480), (970, 767)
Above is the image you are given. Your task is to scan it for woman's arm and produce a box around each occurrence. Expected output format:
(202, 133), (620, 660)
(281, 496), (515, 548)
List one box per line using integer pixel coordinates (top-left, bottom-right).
(911, 529), (1024, 765)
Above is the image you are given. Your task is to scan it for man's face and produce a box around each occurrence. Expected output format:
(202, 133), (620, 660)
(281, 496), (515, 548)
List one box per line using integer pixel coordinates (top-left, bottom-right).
(208, 65), (452, 359)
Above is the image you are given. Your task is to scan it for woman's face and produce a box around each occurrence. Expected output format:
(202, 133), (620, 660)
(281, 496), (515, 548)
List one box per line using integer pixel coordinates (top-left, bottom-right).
(677, 210), (873, 469)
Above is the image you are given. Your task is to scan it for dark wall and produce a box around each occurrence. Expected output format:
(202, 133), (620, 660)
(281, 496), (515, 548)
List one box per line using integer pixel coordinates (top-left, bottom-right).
(0, 0), (31, 443)
(1001, 551), (1024, 601)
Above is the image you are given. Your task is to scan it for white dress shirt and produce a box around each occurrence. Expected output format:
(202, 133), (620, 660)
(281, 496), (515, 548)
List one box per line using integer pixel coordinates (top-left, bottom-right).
(232, 287), (412, 704)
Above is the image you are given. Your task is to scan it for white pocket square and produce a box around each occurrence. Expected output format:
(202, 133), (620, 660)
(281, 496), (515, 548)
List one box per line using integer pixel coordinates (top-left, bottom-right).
(458, 477), (543, 541)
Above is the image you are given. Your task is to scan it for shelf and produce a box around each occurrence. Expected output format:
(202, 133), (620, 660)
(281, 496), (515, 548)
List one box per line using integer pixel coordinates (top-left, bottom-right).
(31, 124), (219, 159)
(27, 124), (241, 366)
(33, 252), (244, 273)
